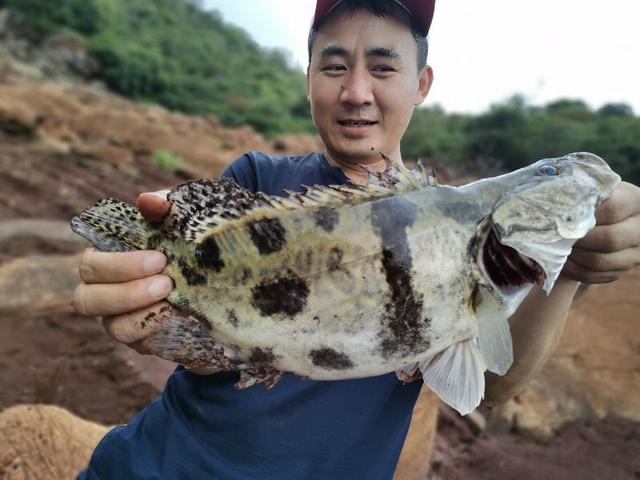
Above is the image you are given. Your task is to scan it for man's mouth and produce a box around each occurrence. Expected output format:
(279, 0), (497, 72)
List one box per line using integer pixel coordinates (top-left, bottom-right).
(337, 119), (378, 127)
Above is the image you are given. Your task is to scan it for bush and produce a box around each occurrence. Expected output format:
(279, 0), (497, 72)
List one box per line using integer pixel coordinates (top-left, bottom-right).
(6, 0), (311, 137)
(152, 149), (184, 172)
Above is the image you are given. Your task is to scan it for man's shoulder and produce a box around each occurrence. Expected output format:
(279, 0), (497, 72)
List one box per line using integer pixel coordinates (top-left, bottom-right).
(223, 151), (347, 195)
(226, 151), (323, 175)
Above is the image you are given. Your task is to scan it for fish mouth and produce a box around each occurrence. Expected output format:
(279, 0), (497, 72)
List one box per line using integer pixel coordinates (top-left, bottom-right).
(480, 228), (546, 295)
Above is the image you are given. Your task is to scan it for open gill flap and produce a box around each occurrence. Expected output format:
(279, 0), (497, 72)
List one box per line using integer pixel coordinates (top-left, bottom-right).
(501, 237), (577, 293)
(419, 339), (486, 416)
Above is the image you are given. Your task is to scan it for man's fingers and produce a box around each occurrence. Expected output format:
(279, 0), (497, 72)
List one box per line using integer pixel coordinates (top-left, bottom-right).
(73, 274), (173, 317)
(102, 301), (170, 345)
(78, 249), (167, 284)
(137, 190), (171, 222)
(569, 246), (640, 272)
(562, 258), (627, 284)
(595, 182), (640, 225)
(573, 214), (640, 253)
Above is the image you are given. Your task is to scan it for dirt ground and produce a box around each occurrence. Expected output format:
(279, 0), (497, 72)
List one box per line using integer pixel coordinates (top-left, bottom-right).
(2, 303), (639, 479)
(1, 129), (640, 479)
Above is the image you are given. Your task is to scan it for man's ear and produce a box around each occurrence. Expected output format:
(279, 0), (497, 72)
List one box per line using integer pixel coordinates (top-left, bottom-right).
(306, 65), (311, 101)
(415, 66), (434, 106)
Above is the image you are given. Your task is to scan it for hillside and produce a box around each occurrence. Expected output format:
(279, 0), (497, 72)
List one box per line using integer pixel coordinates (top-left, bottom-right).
(1, 0), (639, 186)
(0, 4), (639, 480)
(0, 0), (314, 137)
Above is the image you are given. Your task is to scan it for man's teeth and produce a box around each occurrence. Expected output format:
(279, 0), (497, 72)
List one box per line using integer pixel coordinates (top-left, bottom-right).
(341, 120), (375, 126)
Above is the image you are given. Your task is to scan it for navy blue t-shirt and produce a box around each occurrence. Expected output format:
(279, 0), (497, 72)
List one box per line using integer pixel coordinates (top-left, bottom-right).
(79, 152), (423, 480)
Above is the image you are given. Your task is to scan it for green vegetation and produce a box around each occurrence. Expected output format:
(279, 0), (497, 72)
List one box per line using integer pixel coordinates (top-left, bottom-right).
(404, 96), (640, 184)
(152, 149), (185, 172)
(4, 1), (638, 183)
(5, 0), (313, 137)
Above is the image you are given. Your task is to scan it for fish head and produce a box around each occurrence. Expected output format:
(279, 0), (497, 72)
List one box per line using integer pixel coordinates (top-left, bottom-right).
(482, 152), (621, 295)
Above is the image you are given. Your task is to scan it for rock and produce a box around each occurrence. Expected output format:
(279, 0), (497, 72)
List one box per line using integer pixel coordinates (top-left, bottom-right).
(394, 386), (439, 480)
(489, 268), (640, 441)
(464, 409), (487, 434)
(0, 404), (109, 480)
(0, 83), (323, 180)
(0, 93), (39, 135)
(0, 254), (80, 317)
(0, 219), (88, 259)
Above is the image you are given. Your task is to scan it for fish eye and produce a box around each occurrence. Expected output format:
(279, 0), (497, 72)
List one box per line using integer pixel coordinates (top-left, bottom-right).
(537, 165), (559, 176)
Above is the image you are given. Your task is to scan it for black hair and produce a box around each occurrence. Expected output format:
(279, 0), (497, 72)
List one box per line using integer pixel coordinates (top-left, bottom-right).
(307, 0), (429, 72)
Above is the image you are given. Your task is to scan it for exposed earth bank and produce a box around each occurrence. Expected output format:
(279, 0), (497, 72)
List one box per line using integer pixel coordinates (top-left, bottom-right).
(0, 39), (639, 479)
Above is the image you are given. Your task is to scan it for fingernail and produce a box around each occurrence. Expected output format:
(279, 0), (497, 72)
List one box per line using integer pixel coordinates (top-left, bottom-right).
(148, 276), (172, 298)
(151, 190), (170, 199)
(143, 253), (167, 273)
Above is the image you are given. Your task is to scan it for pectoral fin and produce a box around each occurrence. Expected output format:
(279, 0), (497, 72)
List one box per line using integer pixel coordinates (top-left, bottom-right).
(418, 339), (486, 416)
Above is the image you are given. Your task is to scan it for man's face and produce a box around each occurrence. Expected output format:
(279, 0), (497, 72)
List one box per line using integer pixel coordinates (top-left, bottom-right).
(307, 7), (433, 166)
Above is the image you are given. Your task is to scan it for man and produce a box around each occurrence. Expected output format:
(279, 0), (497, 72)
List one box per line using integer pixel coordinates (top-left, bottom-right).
(73, 0), (640, 478)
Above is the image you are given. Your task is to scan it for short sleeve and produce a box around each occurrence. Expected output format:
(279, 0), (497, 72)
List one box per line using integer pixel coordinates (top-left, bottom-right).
(221, 153), (259, 193)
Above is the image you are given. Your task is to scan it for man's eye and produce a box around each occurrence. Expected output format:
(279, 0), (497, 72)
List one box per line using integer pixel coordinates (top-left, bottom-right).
(322, 65), (346, 72)
(372, 65), (395, 73)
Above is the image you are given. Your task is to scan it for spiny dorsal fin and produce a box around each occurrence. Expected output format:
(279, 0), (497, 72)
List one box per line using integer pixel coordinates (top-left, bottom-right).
(162, 156), (435, 242)
(163, 178), (257, 241)
(413, 159), (438, 187)
(361, 153), (433, 191)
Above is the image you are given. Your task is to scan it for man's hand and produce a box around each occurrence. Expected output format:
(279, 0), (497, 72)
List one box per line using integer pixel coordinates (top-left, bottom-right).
(72, 190), (173, 353)
(563, 181), (640, 284)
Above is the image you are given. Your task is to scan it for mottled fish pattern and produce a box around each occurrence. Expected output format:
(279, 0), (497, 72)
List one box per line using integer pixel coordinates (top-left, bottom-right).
(71, 152), (620, 414)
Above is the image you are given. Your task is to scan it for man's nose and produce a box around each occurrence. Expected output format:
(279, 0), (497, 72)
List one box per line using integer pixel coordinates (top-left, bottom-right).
(339, 69), (373, 106)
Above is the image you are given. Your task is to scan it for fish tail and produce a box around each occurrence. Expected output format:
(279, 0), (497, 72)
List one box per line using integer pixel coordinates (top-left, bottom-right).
(70, 198), (149, 252)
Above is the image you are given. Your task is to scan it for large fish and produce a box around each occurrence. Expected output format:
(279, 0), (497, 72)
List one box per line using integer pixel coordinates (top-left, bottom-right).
(71, 152), (620, 415)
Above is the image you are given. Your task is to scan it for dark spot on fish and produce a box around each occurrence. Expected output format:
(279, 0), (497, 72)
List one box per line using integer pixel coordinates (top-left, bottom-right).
(247, 217), (287, 255)
(140, 311), (158, 330)
(434, 200), (480, 224)
(251, 271), (309, 317)
(371, 197), (429, 357)
(295, 248), (314, 273)
(196, 236), (225, 272)
(467, 229), (482, 260)
(232, 266), (253, 286)
(327, 246), (344, 272)
(313, 207), (340, 233)
(309, 347), (354, 370)
(146, 233), (163, 250)
(248, 347), (276, 367)
(469, 283), (481, 312)
(178, 258), (207, 285)
(226, 309), (239, 327)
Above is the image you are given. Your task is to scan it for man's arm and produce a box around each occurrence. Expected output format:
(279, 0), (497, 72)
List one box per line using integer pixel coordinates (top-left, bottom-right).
(484, 181), (640, 406)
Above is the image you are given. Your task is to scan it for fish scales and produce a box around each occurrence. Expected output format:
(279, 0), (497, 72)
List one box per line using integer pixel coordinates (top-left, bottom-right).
(165, 198), (422, 378)
(71, 152), (621, 415)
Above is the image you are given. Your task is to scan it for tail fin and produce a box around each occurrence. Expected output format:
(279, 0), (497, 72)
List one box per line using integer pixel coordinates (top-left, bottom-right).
(70, 198), (148, 252)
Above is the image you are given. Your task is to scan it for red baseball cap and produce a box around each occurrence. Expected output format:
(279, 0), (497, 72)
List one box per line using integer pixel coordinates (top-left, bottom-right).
(312, 0), (436, 36)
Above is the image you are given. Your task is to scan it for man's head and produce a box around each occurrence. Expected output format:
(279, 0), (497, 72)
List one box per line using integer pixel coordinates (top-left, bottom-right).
(306, 0), (435, 167)
(308, 0), (433, 71)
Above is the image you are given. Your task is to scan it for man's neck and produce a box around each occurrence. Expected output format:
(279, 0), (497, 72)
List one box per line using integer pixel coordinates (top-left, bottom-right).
(324, 150), (404, 185)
